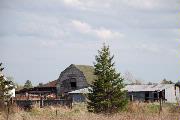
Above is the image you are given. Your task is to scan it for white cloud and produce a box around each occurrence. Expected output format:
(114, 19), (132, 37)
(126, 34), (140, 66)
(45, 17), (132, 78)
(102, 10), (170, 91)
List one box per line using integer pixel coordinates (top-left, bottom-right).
(122, 0), (162, 10)
(1, 0), (179, 84)
(95, 28), (121, 40)
(62, 0), (177, 12)
(40, 40), (63, 48)
(71, 20), (91, 33)
(62, 0), (111, 11)
(63, 0), (82, 7)
(71, 20), (123, 40)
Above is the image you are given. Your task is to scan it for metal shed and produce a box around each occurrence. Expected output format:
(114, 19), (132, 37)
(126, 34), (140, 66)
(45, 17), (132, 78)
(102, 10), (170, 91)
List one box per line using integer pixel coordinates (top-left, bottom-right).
(124, 84), (180, 103)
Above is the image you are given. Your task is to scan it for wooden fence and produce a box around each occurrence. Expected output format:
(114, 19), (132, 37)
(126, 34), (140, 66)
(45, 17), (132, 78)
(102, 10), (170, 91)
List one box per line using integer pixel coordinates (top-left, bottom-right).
(14, 99), (72, 109)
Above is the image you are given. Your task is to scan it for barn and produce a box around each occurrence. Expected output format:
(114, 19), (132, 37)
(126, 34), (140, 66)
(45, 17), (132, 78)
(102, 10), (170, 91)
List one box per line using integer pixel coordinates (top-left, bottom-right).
(56, 64), (96, 96)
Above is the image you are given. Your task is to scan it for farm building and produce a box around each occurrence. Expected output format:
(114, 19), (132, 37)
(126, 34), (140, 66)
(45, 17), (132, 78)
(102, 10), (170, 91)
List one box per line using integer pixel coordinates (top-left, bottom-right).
(56, 64), (180, 103)
(15, 64), (180, 103)
(68, 84), (180, 103)
(56, 64), (96, 96)
(68, 87), (91, 102)
(16, 80), (58, 100)
(124, 84), (180, 103)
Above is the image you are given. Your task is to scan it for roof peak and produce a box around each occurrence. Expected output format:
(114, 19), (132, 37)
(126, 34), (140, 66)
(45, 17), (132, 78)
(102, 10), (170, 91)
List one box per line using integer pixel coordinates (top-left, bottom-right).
(69, 64), (95, 84)
(71, 64), (93, 67)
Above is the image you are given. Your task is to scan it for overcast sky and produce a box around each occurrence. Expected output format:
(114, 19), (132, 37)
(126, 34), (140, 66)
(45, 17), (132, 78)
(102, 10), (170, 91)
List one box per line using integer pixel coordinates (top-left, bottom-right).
(0, 0), (180, 85)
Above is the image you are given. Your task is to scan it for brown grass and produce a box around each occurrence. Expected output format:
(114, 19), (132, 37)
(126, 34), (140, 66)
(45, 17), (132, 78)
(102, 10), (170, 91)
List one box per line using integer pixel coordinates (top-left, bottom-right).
(0, 102), (180, 120)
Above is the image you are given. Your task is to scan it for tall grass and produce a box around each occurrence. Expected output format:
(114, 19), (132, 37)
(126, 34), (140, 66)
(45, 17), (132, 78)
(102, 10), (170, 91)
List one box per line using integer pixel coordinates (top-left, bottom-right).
(0, 102), (179, 120)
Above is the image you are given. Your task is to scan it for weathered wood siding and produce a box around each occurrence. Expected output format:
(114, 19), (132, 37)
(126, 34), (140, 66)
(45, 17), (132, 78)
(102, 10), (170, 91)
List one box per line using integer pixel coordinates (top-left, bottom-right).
(69, 94), (86, 103)
(57, 65), (89, 95)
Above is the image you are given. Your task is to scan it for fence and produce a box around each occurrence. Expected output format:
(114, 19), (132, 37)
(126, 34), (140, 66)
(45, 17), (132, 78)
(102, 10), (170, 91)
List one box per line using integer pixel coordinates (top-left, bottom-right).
(14, 99), (72, 109)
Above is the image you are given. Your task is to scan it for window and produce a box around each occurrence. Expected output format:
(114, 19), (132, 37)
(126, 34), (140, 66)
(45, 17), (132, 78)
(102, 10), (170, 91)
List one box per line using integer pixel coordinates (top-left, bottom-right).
(70, 82), (77, 89)
(70, 78), (77, 89)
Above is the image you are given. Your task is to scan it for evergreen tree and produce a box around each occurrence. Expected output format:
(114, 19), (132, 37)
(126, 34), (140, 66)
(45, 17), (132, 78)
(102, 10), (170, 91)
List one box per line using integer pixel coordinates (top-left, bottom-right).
(88, 44), (128, 113)
(161, 78), (173, 84)
(0, 63), (14, 105)
(24, 80), (33, 89)
(38, 82), (43, 87)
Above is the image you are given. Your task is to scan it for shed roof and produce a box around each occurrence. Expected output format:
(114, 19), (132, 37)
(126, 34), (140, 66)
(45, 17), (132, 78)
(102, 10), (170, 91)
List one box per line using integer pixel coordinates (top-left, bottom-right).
(124, 84), (175, 92)
(73, 64), (96, 84)
(68, 87), (91, 94)
(68, 84), (175, 94)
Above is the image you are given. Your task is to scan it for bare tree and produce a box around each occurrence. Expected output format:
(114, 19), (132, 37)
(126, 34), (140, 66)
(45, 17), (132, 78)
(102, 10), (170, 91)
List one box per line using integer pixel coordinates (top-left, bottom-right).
(123, 71), (135, 84)
(123, 71), (143, 85)
(133, 79), (142, 85)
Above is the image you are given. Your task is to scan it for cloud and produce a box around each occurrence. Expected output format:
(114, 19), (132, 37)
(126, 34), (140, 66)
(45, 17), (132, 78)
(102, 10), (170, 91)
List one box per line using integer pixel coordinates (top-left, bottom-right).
(122, 0), (161, 9)
(95, 28), (120, 40)
(63, 0), (82, 6)
(71, 20), (91, 33)
(1, 0), (179, 84)
(40, 40), (62, 48)
(71, 20), (123, 40)
(62, 0), (112, 11)
(62, 0), (179, 12)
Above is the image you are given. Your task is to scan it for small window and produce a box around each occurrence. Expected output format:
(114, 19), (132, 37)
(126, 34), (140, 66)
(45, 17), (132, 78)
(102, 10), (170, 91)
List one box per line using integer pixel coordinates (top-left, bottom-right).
(70, 82), (77, 89)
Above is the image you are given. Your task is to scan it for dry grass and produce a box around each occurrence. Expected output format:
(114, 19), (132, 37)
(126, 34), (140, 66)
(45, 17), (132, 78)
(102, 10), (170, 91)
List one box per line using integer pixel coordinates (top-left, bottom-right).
(0, 102), (180, 120)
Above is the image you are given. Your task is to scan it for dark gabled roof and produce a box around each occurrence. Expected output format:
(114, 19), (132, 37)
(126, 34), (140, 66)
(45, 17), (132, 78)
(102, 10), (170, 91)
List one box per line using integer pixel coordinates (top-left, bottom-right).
(41, 80), (58, 87)
(73, 64), (96, 84)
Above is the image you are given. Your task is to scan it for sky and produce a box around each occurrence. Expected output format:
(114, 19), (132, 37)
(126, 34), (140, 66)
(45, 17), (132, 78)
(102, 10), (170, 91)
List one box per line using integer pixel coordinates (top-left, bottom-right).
(0, 0), (180, 85)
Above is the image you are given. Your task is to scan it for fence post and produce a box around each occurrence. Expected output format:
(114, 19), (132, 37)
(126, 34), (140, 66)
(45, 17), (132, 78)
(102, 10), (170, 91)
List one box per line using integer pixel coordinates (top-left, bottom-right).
(130, 95), (133, 101)
(40, 97), (43, 108)
(56, 109), (57, 117)
(6, 101), (10, 120)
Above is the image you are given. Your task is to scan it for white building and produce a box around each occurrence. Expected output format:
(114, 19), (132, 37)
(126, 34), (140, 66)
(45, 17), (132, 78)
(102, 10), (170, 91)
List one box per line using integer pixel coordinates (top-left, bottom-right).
(67, 84), (180, 103)
(124, 84), (180, 103)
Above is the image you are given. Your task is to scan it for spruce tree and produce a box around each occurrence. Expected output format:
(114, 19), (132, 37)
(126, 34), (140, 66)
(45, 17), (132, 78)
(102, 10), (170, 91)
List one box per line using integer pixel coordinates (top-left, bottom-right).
(24, 80), (33, 89)
(88, 44), (128, 113)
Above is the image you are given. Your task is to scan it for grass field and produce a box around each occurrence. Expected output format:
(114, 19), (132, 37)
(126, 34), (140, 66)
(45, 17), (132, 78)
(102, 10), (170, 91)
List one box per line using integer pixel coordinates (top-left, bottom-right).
(0, 102), (180, 120)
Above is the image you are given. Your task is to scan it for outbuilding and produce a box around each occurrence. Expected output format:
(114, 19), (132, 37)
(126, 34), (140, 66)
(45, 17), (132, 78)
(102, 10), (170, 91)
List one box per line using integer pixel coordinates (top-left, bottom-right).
(68, 87), (91, 103)
(124, 84), (180, 103)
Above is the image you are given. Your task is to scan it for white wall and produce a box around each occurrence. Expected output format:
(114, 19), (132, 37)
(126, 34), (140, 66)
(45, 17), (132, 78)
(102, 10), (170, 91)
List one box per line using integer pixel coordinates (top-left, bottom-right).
(165, 85), (177, 103)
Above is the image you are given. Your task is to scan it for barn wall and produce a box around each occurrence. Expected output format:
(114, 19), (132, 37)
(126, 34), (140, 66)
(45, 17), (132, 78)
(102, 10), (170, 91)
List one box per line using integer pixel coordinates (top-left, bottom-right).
(57, 65), (89, 95)
(69, 94), (86, 103)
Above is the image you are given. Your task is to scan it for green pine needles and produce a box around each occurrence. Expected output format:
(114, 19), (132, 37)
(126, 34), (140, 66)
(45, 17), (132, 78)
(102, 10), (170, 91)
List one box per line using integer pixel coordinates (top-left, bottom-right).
(88, 44), (128, 114)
